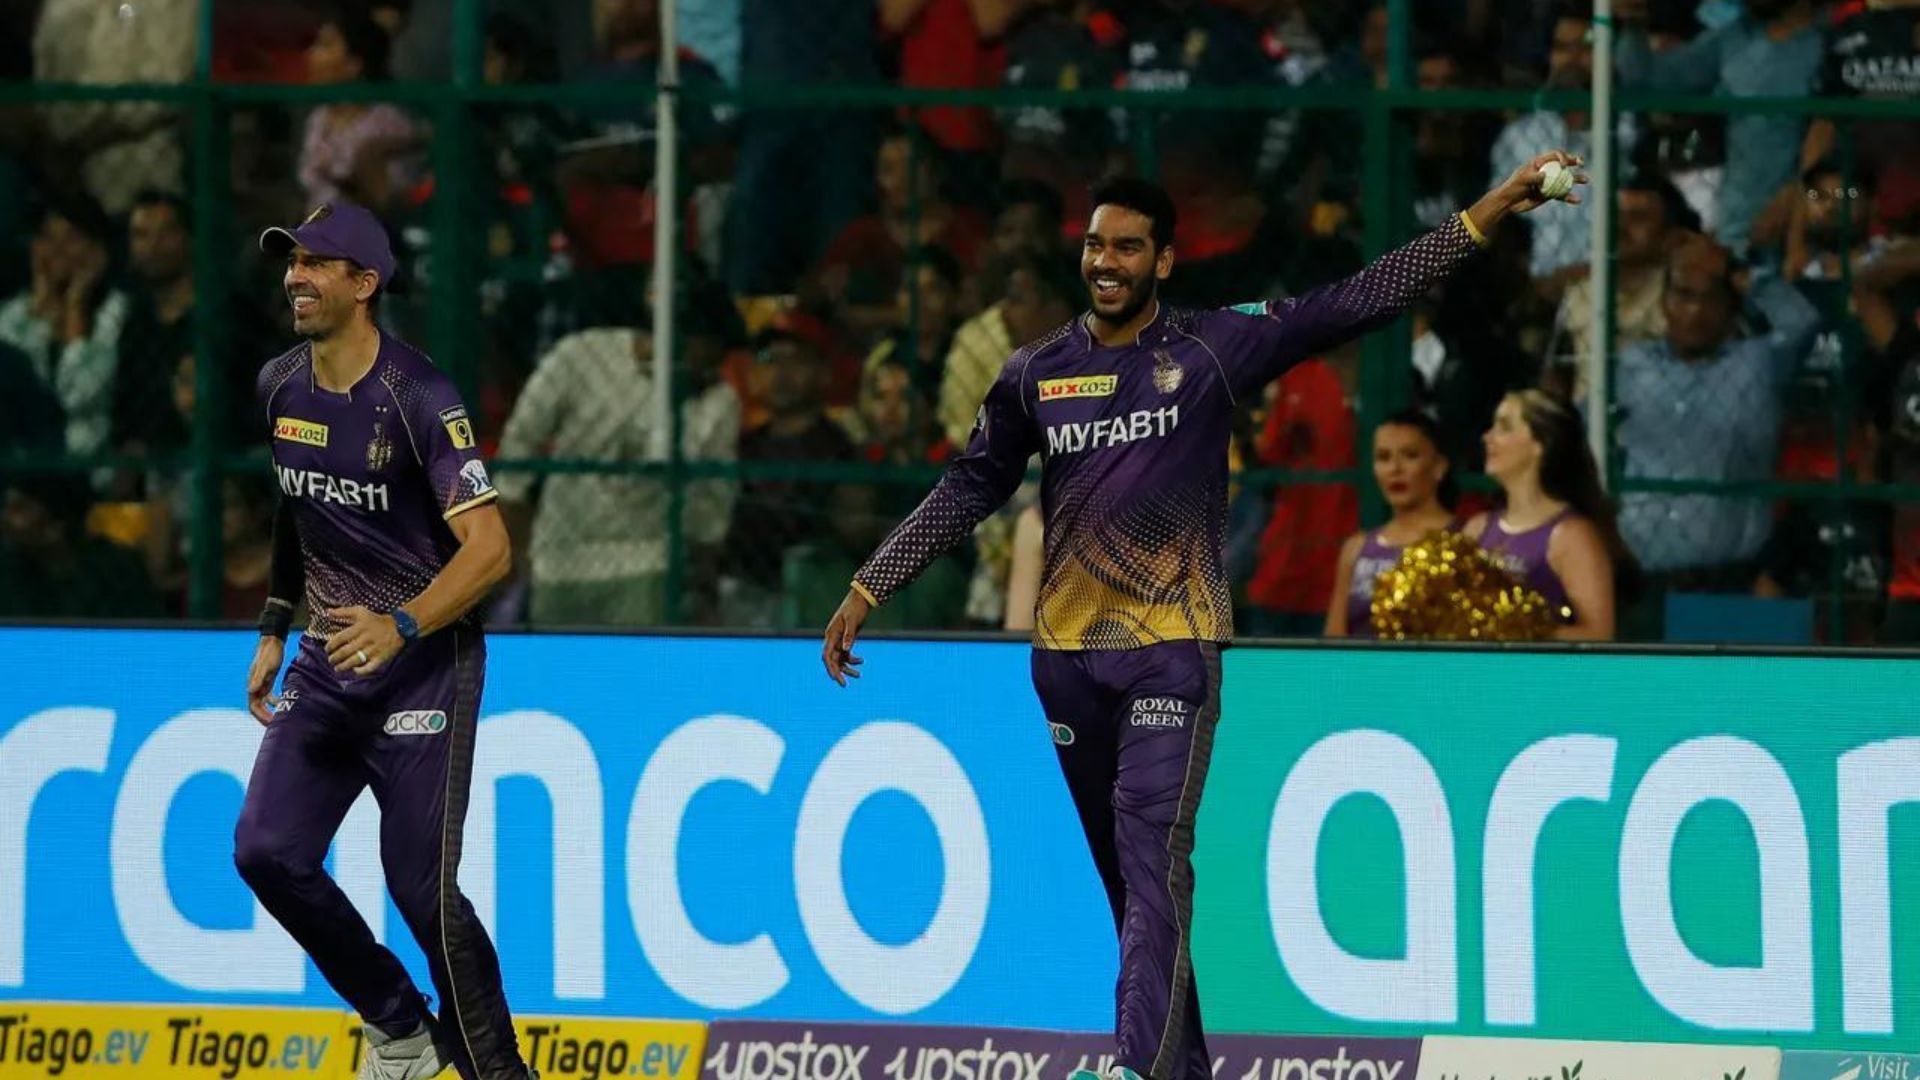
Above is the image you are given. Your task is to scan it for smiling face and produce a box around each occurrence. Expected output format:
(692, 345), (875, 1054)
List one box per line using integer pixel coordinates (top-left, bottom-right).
(283, 246), (378, 340)
(1081, 204), (1171, 328)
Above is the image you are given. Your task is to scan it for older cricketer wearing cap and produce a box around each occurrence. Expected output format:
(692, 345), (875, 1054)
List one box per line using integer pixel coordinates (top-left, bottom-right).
(234, 200), (538, 1080)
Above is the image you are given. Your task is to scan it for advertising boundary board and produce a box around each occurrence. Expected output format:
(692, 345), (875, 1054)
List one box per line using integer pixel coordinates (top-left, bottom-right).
(4, 630), (1919, 1048)
(0, 1002), (705, 1080)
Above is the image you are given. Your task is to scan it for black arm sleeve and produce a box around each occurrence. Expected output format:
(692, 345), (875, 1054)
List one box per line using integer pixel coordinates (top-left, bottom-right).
(267, 497), (304, 607)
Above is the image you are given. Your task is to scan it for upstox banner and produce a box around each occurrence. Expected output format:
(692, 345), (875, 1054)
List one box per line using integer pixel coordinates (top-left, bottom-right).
(1413, 1036), (1779, 1080)
(3, 630), (1918, 1047)
(699, 1021), (1420, 1080)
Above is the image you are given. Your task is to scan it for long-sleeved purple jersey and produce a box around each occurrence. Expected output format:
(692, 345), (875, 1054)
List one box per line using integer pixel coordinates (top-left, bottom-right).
(258, 335), (498, 644)
(853, 213), (1485, 650)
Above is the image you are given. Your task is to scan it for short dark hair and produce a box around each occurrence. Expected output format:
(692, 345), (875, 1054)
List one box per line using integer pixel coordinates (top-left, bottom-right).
(39, 192), (115, 247)
(753, 328), (823, 361)
(1620, 172), (1700, 233)
(998, 178), (1065, 229)
(6, 473), (91, 533)
(1553, 0), (1594, 24)
(1415, 32), (1466, 66)
(881, 123), (945, 178)
(902, 244), (963, 291)
(1801, 152), (1878, 197)
(1003, 249), (1081, 309)
(323, 7), (392, 81)
(132, 189), (191, 231)
(1663, 236), (1736, 303)
(485, 13), (558, 82)
(1088, 175), (1176, 252)
(683, 276), (746, 348)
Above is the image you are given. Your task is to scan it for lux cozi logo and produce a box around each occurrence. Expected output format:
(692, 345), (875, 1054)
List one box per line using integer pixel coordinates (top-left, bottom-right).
(1037, 375), (1117, 402)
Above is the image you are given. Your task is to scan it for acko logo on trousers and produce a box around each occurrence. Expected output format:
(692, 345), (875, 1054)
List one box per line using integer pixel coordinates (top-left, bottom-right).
(384, 710), (447, 735)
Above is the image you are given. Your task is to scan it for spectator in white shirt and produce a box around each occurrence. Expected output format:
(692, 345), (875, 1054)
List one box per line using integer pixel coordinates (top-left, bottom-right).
(0, 195), (129, 462)
(494, 294), (742, 628)
(33, 0), (195, 215)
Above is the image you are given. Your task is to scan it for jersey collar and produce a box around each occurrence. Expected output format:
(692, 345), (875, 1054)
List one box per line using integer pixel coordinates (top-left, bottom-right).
(1078, 299), (1167, 352)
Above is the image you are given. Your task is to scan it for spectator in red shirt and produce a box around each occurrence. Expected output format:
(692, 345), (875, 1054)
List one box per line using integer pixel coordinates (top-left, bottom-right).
(1242, 350), (1360, 636)
(884, 0), (1022, 195)
(808, 126), (989, 349)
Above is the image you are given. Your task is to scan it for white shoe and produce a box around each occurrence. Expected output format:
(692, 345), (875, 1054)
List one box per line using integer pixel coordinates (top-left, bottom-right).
(359, 1023), (449, 1080)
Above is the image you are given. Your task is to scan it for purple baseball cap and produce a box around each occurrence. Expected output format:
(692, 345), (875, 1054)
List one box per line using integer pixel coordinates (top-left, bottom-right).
(259, 202), (397, 288)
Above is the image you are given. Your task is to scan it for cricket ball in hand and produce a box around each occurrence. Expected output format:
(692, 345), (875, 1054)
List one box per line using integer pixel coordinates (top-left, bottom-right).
(1538, 160), (1575, 201)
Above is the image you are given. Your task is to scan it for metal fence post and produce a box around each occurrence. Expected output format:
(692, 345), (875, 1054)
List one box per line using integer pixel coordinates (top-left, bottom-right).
(1356, 0), (1415, 528)
(658, 0), (687, 625)
(186, 8), (227, 619)
(432, 0), (481, 408)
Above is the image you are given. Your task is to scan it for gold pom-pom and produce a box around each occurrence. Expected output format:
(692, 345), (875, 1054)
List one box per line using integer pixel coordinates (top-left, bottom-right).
(1369, 530), (1566, 642)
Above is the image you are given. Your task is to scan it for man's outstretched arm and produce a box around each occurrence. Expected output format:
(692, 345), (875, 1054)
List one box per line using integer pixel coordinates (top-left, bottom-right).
(824, 352), (1041, 683)
(1218, 150), (1586, 397)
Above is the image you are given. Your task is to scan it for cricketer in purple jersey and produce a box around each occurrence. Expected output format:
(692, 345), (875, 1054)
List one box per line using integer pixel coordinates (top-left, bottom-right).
(234, 201), (532, 1080)
(258, 334), (497, 645)
(824, 157), (1585, 1080)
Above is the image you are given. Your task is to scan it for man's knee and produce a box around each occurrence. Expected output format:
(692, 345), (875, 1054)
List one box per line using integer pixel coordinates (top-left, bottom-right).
(383, 866), (444, 941)
(233, 822), (307, 888)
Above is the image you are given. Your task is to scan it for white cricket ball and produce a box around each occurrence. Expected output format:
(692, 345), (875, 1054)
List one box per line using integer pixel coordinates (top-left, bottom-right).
(1539, 160), (1575, 201)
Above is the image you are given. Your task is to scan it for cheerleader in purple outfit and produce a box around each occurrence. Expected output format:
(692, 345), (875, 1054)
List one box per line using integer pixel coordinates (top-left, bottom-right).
(1465, 389), (1636, 641)
(1326, 409), (1459, 637)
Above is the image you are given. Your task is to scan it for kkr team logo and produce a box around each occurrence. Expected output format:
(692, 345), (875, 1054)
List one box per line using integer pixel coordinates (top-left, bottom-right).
(384, 710), (447, 736)
(366, 419), (393, 472)
(1152, 349), (1184, 394)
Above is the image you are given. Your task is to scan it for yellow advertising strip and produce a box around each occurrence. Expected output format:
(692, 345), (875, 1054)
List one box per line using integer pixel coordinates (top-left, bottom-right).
(0, 1002), (354, 1079)
(273, 419), (328, 448)
(513, 1017), (707, 1080)
(0, 1004), (708, 1080)
(1037, 375), (1117, 402)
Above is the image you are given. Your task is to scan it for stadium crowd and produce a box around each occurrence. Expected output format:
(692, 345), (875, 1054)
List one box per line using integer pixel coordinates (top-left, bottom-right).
(3, 0), (1920, 644)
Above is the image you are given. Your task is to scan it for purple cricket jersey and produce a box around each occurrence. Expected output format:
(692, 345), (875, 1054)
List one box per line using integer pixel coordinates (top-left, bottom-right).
(855, 214), (1486, 650)
(257, 334), (497, 644)
(1345, 531), (1405, 639)
(1477, 510), (1576, 623)
(1346, 523), (1462, 637)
